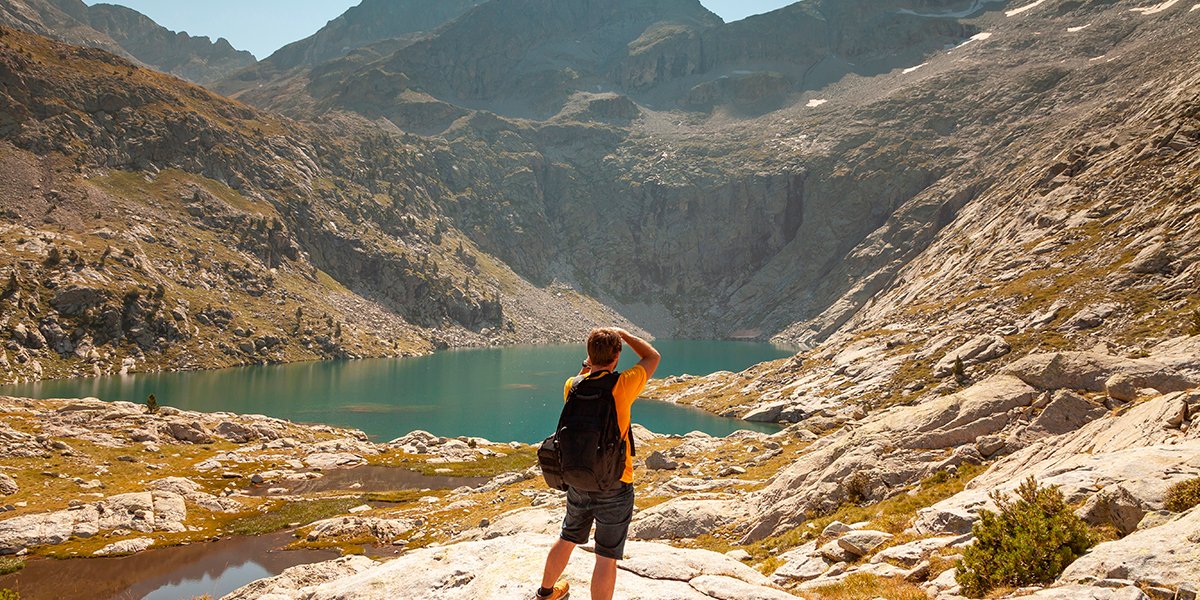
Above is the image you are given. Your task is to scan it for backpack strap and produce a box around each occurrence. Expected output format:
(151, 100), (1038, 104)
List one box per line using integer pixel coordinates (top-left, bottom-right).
(592, 371), (634, 457)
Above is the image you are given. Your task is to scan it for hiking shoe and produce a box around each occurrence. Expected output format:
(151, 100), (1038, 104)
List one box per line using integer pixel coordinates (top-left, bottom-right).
(535, 580), (570, 600)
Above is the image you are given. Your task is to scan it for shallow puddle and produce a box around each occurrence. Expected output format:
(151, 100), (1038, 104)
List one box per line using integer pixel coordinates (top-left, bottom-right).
(0, 532), (336, 600)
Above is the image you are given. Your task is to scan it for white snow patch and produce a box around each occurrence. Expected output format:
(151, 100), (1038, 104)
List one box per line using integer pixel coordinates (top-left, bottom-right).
(898, 0), (1002, 18)
(902, 63), (928, 74)
(1129, 0), (1181, 13)
(1192, 3), (1200, 11)
(953, 31), (994, 50)
(1067, 24), (1091, 32)
(1006, 0), (1048, 16)
(806, 99), (828, 108)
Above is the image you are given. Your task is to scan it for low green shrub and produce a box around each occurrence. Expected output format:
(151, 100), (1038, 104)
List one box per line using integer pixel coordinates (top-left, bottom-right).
(956, 477), (1096, 597)
(1164, 477), (1200, 513)
(0, 588), (18, 600)
(0, 557), (22, 575)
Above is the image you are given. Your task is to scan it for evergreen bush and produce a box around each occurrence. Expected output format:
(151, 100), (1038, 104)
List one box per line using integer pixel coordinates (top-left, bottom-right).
(0, 588), (19, 600)
(1164, 477), (1200, 513)
(956, 478), (1096, 597)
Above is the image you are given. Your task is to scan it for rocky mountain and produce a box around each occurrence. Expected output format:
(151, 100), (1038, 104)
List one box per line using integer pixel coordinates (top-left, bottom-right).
(1, 0), (1200, 597)
(0, 0), (254, 83)
(0, 24), (632, 383)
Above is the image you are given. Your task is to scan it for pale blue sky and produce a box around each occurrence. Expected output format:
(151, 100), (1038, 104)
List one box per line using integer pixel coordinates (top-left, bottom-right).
(82, 1), (795, 60)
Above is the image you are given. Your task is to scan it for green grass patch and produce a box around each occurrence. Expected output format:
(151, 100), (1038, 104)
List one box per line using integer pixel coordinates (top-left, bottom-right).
(364, 490), (429, 504)
(1164, 477), (1200, 513)
(407, 447), (538, 478)
(225, 498), (363, 536)
(0, 557), (23, 576)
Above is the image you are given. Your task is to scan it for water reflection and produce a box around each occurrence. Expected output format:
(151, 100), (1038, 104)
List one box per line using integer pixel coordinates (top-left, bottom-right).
(0, 533), (336, 600)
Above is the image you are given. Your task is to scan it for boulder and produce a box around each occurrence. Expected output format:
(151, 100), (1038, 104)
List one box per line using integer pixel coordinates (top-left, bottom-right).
(870, 535), (963, 567)
(0, 510), (78, 554)
(214, 421), (257, 443)
(223, 555), (379, 600)
(304, 452), (367, 470)
(1060, 507), (1200, 589)
(1074, 484), (1147, 536)
(688, 574), (798, 600)
(933, 334), (1011, 377)
(305, 516), (414, 543)
(1127, 242), (1171, 274)
(1020, 585), (1149, 599)
(771, 541), (828, 583)
(1027, 390), (1108, 436)
(630, 497), (746, 540)
(818, 539), (856, 562)
(94, 537), (154, 556)
(645, 451), (680, 470)
(161, 420), (214, 444)
(0, 474), (17, 496)
(1005, 351), (1194, 394)
(836, 530), (892, 557)
(1067, 303), (1118, 329)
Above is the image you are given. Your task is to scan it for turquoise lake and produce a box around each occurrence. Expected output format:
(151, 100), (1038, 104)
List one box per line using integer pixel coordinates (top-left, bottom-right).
(0, 341), (793, 443)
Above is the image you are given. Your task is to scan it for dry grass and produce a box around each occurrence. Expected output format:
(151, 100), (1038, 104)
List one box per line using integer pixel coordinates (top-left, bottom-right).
(807, 573), (926, 600)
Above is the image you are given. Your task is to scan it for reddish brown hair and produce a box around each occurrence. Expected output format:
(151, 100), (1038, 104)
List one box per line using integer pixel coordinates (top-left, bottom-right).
(587, 328), (622, 367)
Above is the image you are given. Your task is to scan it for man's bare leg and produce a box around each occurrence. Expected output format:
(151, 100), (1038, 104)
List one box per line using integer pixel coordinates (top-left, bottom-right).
(591, 556), (618, 600)
(540, 538), (576, 590)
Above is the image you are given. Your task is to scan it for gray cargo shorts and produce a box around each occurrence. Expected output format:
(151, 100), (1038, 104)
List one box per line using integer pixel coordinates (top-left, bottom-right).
(560, 482), (634, 560)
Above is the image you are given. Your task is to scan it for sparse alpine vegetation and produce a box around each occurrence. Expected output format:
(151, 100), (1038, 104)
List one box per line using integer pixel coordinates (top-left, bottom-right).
(955, 478), (1096, 597)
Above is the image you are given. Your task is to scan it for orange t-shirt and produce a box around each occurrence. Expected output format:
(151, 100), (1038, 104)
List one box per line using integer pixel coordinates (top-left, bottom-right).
(563, 364), (647, 484)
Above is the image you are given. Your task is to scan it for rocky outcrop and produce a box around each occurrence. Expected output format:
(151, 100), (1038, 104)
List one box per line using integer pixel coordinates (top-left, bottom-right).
(630, 495), (747, 540)
(1059, 507), (1200, 592)
(224, 533), (795, 600)
(0, 490), (186, 554)
(914, 389), (1200, 536)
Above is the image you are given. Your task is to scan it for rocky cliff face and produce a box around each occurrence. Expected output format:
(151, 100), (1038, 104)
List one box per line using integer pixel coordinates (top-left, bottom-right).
(0, 25), (635, 382)
(0, 0), (254, 83)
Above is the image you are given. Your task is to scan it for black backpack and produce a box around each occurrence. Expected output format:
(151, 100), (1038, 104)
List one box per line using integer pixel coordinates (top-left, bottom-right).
(538, 370), (635, 492)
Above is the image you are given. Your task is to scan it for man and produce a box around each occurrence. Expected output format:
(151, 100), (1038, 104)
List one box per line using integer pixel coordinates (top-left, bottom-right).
(535, 327), (660, 600)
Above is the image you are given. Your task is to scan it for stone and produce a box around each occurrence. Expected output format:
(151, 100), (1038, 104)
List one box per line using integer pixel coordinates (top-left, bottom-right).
(821, 521), (853, 538)
(1074, 484), (1147, 537)
(93, 537), (154, 556)
(1068, 303), (1118, 329)
(819, 539), (856, 562)
(631, 497), (747, 540)
(836, 530), (892, 557)
(0, 474), (17, 496)
(305, 516), (414, 543)
(870, 535), (962, 567)
(933, 334), (1011, 378)
(1019, 585), (1149, 599)
(688, 574), (799, 600)
(304, 453), (367, 470)
(1127, 242), (1171, 274)
(0, 510), (78, 554)
(214, 421), (257, 443)
(1060, 507), (1200, 589)
(645, 451), (680, 470)
(771, 542), (828, 583)
(223, 555), (379, 600)
(161, 420), (214, 444)
(1028, 390), (1108, 436)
